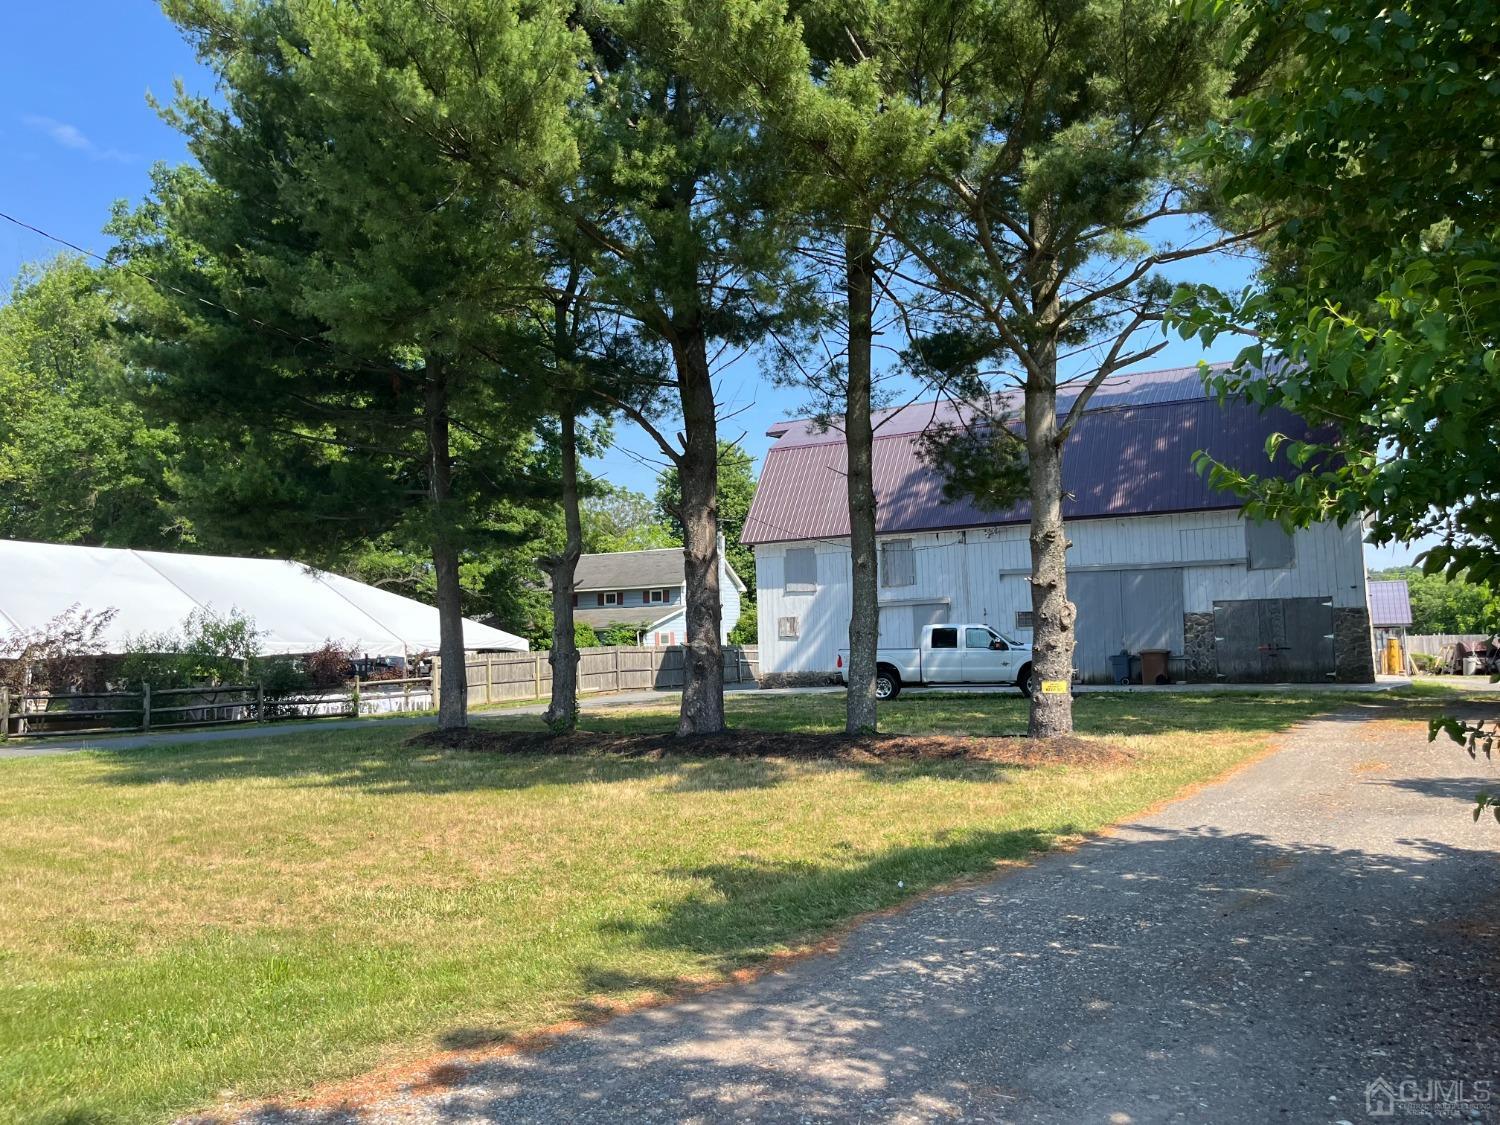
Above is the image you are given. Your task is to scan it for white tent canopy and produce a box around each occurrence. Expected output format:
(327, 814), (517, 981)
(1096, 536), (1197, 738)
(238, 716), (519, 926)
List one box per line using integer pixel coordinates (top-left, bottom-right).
(0, 540), (528, 657)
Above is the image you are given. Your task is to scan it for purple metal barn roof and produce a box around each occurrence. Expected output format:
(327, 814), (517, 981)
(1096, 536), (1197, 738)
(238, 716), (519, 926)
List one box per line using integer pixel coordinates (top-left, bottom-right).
(742, 364), (1321, 545)
(1367, 580), (1414, 628)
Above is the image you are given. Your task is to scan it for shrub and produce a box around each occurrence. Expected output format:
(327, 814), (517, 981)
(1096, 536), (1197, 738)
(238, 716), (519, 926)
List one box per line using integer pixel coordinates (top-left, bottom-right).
(120, 608), (263, 687)
(303, 641), (356, 689)
(0, 605), (118, 694)
(596, 623), (640, 647)
(728, 601), (758, 646)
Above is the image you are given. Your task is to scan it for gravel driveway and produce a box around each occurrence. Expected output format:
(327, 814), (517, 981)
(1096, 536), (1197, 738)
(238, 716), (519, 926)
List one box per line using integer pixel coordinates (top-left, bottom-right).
(244, 708), (1500, 1125)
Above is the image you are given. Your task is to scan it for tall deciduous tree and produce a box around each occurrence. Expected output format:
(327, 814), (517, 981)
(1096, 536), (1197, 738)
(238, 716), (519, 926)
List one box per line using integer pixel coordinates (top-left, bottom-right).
(121, 0), (584, 729)
(0, 256), (184, 548)
(887, 0), (1256, 736)
(1171, 0), (1500, 588)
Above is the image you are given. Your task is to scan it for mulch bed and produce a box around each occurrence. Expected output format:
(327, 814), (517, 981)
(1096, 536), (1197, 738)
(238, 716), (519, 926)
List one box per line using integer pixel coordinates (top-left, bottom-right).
(408, 727), (1133, 768)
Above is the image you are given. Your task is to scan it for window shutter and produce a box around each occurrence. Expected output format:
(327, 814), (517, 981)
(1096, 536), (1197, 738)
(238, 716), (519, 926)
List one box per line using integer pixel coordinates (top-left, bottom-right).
(880, 539), (916, 588)
(784, 548), (817, 593)
(596, 592), (605, 607)
(1246, 521), (1295, 570)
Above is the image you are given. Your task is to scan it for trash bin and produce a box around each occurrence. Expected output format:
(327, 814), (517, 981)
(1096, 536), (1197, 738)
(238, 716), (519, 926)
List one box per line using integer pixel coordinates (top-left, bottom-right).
(1108, 651), (1132, 685)
(1463, 655), (1482, 676)
(1139, 649), (1171, 686)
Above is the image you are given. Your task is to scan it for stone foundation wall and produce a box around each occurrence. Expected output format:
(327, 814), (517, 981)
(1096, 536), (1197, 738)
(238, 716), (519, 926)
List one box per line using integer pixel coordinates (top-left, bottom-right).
(759, 670), (841, 689)
(1183, 612), (1218, 681)
(1333, 606), (1377, 683)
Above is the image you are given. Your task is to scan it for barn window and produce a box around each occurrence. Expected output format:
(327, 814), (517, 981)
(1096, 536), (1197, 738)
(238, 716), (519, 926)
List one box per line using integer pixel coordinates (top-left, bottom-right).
(777, 616), (800, 640)
(880, 539), (916, 588)
(1015, 610), (1035, 630)
(1246, 521), (1295, 570)
(784, 548), (817, 593)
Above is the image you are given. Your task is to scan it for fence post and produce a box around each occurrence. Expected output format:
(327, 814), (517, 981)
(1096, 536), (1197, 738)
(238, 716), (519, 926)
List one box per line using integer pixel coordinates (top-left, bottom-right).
(431, 657), (440, 714)
(352, 674), (361, 718)
(403, 676), (411, 713)
(613, 646), (622, 693)
(256, 682), (265, 723)
(0, 686), (8, 741)
(485, 653), (495, 706)
(141, 682), (151, 732)
(532, 653), (542, 700)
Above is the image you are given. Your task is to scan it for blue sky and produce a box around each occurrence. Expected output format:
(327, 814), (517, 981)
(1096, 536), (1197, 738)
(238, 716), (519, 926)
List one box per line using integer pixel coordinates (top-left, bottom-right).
(0, 2), (1425, 567)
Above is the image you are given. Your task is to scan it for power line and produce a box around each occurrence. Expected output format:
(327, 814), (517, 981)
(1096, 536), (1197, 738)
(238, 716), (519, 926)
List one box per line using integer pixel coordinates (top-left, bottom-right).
(0, 207), (373, 366)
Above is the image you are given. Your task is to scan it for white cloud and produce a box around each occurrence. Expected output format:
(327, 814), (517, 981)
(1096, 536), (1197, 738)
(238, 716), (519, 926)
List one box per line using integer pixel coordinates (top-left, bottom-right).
(21, 114), (134, 162)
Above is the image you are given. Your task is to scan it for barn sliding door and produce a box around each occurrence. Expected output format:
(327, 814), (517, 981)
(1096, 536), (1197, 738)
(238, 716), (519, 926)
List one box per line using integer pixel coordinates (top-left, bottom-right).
(1070, 569), (1185, 681)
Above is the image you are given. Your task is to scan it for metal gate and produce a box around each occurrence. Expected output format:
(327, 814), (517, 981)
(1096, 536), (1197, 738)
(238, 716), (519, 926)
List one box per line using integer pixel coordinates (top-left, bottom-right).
(1212, 597), (1335, 682)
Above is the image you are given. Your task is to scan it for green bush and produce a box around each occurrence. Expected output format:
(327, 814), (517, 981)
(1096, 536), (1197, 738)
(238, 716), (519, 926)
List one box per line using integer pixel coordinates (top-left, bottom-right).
(596, 623), (641, 647)
(728, 601), (758, 645)
(120, 608), (263, 687)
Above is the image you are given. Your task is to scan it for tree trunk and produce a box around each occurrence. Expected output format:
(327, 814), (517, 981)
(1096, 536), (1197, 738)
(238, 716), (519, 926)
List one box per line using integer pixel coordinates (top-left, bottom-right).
(1024, 339), (1075, 738)
(425, 362), (468, 731)
(674, 332), (725, 736)
(542, 407), (583, 732)
(844, 226), (879, 735)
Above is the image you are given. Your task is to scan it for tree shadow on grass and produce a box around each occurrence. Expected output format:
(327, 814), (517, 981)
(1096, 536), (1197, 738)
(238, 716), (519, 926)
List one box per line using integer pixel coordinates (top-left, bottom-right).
(83, 736), (1037, 796)
(81, 690), (1416, 796)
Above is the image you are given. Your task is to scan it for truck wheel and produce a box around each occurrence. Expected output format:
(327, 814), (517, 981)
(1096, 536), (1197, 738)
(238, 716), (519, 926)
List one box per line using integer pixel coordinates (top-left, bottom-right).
(1017, 663), (1037, 699)
(875, 666), (902, 701)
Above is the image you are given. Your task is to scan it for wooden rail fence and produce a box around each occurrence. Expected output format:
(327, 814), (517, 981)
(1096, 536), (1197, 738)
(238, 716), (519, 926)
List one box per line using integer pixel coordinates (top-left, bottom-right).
(0, 676), (433, 739)
(0, 646), (758, 738)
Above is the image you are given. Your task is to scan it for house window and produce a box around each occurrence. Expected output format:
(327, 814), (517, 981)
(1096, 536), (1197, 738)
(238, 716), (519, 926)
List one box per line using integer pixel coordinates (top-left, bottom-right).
(784, 548), (817, 593)
(1246, 520), (1295, 570)
(881, 539), (916, 588)
(777, 616), (800, 640)
(1015, 610), (1035, 630)
(598, 591), (621, 606)
(930, 626), (958, 649)
(655, 631), (675, 645)
(648, 588), (667, 604)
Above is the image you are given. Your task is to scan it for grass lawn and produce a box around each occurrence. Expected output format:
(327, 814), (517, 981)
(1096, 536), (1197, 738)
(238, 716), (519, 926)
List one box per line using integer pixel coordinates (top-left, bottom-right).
(0, 685), (1468, 1123)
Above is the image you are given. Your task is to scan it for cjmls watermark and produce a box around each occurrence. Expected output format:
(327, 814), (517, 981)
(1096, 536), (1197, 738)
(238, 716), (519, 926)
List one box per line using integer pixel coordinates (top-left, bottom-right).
(1365, 1076), (1495, 1119)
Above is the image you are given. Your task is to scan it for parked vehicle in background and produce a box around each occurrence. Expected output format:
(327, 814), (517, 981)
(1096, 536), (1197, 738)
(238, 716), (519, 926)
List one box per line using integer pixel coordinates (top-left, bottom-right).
(838, 623), (1034, 701)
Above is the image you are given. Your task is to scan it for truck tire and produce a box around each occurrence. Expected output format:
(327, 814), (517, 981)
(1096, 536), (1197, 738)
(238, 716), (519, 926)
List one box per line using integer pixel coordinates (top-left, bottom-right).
(875, 665), (902, 701)
(1016, 663), (1037, 699)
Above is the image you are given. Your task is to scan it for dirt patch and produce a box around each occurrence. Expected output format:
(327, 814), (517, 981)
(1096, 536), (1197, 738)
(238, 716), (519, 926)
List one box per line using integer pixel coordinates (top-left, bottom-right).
(408, 727), (1132, 768)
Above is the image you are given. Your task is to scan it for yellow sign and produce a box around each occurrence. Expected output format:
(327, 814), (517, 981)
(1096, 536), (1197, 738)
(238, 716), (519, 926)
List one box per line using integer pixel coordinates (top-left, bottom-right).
(1040, 680), (1070, 695)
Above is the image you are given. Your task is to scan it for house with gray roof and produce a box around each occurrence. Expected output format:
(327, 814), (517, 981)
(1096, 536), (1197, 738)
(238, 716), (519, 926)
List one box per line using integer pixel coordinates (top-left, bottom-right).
(742, 364), (1376, 685)
(561, 542), (746, 646)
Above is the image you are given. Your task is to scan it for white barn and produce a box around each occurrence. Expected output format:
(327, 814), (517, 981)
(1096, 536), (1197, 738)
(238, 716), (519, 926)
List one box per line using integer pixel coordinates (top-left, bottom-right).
(742, 366), (1376, 685)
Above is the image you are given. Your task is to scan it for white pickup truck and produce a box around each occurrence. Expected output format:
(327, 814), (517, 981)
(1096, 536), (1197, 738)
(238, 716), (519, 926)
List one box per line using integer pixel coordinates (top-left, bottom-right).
(838, 623), (1034, 701)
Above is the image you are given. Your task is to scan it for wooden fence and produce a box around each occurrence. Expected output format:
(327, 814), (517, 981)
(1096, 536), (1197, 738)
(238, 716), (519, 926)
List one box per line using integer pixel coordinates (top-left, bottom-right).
(0, 676), (432, 739)
(447, 645), (760, 708)
(1406, 634), (1492, 656)
(1, 645), (759, 738)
